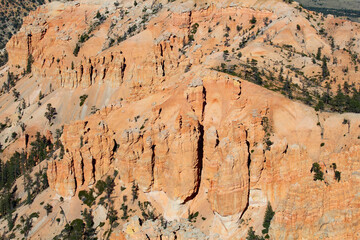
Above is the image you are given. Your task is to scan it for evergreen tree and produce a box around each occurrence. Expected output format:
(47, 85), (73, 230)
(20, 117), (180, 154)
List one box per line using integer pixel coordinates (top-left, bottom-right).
(107, 205), (118, 229)
(41, 169), (49, 190)
(131, 181), (139, 203)
(24, 172), (33, 205)
(34, 170), (42, 195)
(54, 209), (98, 240)
(44, 103), (57, 125)
(12, 88), (20, 101)
(322, 56), (329, 78)
(250, 16), (257, 24)
(6, 212), (15, 231)
(246, 227), (264, 240)
(262, 202), (275, 237)
(82, 208), (97, 240)
(26, 54), (34, 74)
(315, 100), (324, 111)
(28, 132), (52, 165)
(105, 176), (115, 201)
(331, 85), (347, 112)
(44, 203), (53, 216)
(343, 81), (350, 94)
(316, 47), (322, 60)
(20, 213), (37, 238)
(311, 162), (324, 181)
(283, 80), (292, 98)
(0, 187), (17, 218)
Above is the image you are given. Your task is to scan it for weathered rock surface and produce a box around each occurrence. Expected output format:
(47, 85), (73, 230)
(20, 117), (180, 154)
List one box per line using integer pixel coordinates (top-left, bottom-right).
(123, 216), (209, 240)
(47, 68), (360, 239)
(1, 0), (360, 239)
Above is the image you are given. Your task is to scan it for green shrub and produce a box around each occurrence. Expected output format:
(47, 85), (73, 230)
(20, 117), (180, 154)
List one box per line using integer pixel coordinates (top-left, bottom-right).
(139, 201), (156, 221)
(78, 189), (96, 207)
(188, 211), (199, 223)
(44, 203), (53, 216)
(79, 33), (90, 43)
(191, 23), (199, 34)
(250, 16), (257, 24)
(12, 88), (20, 101)
(95, 180), (106, 195)
(79, 94), (88, 106)
(188, 34), (194, 42)
(11, 132), (17, 139)
(95, 11), (102, 19)
(311, 162), (324, 181)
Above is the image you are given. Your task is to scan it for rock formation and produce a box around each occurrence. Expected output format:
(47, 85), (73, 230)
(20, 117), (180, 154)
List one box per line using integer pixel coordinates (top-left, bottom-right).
(0, 0), (359, 239)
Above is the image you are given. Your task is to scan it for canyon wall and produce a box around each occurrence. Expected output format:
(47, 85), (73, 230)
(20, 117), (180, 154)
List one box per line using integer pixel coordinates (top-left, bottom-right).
(1, 0), (360, 239)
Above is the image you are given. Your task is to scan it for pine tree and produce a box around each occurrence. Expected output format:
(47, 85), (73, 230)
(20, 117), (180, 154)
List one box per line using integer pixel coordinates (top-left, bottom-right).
(41, 169), (49, 190)
(105, 176), (115, 201)
(311, 162), (324, 181)
(322, 56), (329, 78)
(6, 212), (15, 231)
(44, 103), (57, 125)
(131, 181), (139, 203)
(26, 54), (34, 74)
(24, 172), (33, 205)
(262, 202), (275, 237)
(82, 208), (97, 240)
(20, 214), (36, 238)
(250, 16), (257, 24)
(316, 47), (322, 60)
(246, 227), (264, 240)
(44, 203), (53, 216)
(34, 170), (42, 195)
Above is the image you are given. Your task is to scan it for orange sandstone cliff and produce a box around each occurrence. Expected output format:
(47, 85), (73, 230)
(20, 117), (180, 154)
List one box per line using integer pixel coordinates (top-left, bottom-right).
(0, 0), (360, 239)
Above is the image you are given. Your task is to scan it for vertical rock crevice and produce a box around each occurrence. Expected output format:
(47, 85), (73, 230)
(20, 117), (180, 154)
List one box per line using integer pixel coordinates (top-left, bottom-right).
(150, 144), (156, 187)
(183, 84), (206, 203)
(89, 65), (94, 85)
(183, 123), (204, 203)
(70, 158), (77, 194)
(161, 60), (165, 77)
(240, 129), (251, 220)
(201, 87), (207, 121)
(80, 152), (85, 185)
(160, 44), (163, 57)
(91, 157), (96, 183)
(27, 33), (32, 55)
(121, 57), (126, 82)
(80, 65), (84, 83)
(102, 67), (107, 80)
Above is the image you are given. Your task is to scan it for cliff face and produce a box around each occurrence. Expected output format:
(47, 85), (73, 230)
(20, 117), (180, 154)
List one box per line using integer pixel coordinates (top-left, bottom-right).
(8, 0), (359, 94)
(0, 0), (48, 50)
(1, 0), (360, 239)
(48, 68), (360, 238)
